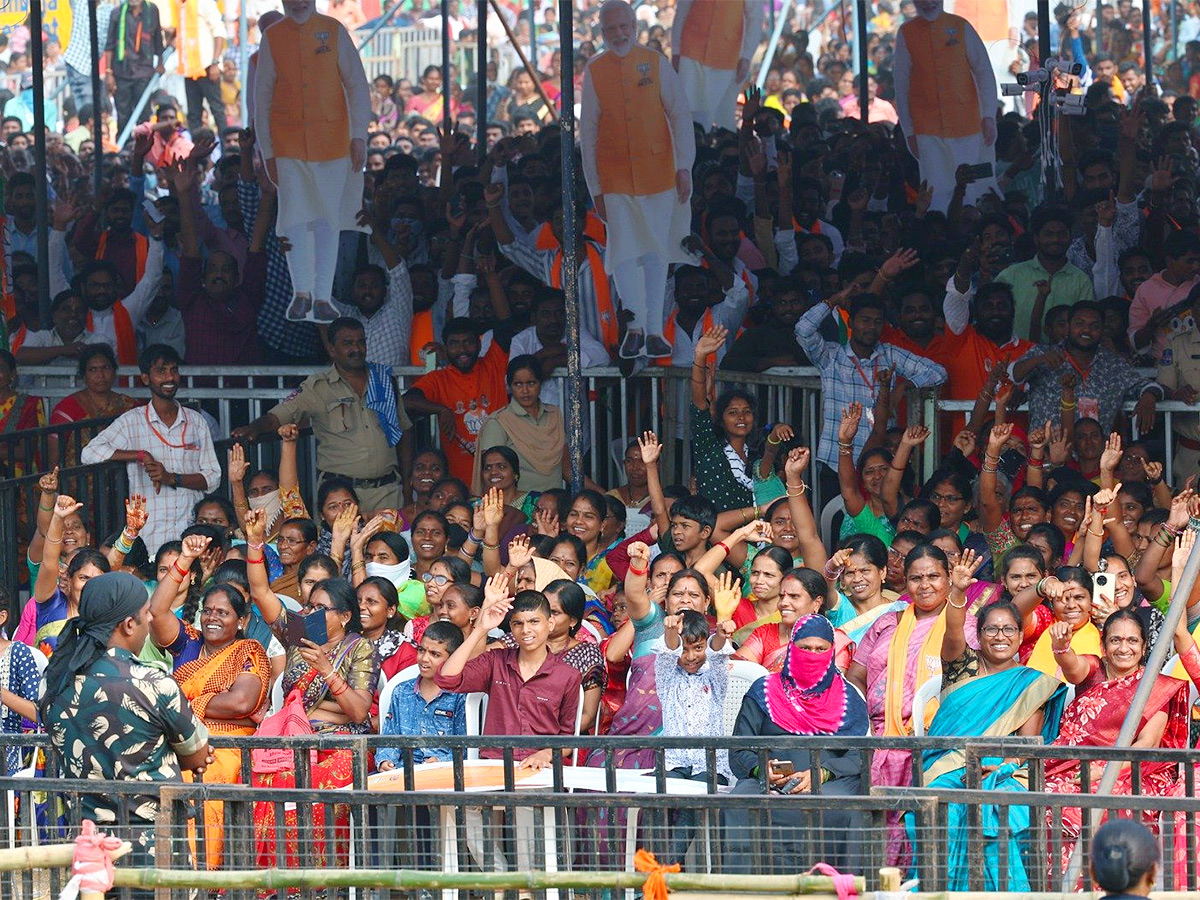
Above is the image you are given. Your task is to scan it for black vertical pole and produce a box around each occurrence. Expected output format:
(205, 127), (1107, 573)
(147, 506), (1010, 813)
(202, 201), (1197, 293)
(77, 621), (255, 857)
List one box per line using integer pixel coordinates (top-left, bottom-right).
(90, 0), (104, 201)
(1038, 0), (1055, 200)
(528, 0), (536, 70)
(558, 0), (582, 494)
(477, 0), (487, 161)
(31, 0), (51, 327)
(1096, 0), (1104, 54)
(857, 0), (869, 122)
(441, 0), (452, 135)
(1143, 0), (1153, 84)
(1037, 0), (1052, 64)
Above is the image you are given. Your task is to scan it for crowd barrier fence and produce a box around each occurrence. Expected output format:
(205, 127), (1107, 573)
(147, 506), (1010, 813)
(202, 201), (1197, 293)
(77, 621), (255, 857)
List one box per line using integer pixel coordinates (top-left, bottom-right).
(7, 735), (1200, 899)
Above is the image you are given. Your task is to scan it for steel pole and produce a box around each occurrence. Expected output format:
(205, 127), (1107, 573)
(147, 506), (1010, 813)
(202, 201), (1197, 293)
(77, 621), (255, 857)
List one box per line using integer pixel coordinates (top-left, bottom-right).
(238, 0), (249, 128)
(856, 0), (869, 121)
(1062, 535), (1200, 890)
(528, 0), (536, 71)
(848, 0), (860, 75)
(557, 0), (582, 494)
(31, 0), (52, 328)
(90, 0), (104, 200)
(1096, 0), (1104, 54)
(477, 0), (487, 162)
(1038, 0), (1054, 199)
(355, 0), (404, 51)
(756, 0), (796, 88)
(441, 0), (452, 134)
(1144, 0), (1154, 83)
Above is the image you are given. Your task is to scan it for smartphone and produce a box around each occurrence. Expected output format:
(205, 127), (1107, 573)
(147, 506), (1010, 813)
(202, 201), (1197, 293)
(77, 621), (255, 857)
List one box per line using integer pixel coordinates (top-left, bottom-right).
(143, 198), (165, 224)
(284, 611), (307, 647)
(304, 609), (328, 646)
(1092, 572), (1116, 614)
(771, 759), (795, 776)
(963, 162), (994, 182)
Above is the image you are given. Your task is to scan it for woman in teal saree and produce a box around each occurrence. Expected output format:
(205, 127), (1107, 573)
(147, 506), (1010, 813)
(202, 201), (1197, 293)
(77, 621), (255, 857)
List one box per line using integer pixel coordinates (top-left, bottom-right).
(910, 549), (1069, 890)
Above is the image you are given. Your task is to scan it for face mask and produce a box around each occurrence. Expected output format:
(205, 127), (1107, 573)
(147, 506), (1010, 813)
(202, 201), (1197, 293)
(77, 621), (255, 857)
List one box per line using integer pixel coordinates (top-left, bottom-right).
(249, 491), (284, 533)
(366, 559), (412, 588)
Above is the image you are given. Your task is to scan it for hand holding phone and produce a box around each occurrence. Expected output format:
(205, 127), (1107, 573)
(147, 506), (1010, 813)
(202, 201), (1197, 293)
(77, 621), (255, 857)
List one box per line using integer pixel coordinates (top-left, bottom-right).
(304, 609), (328, 646)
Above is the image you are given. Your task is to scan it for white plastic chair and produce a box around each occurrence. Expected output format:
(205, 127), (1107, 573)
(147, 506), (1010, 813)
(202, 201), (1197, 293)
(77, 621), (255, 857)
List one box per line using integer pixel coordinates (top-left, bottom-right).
(819, 495), (846, 551)
(464, 692), (488, 760)
(723, 660), (769, 735)
(377, 664), (419, 730)
(911, 673), (943, 737)
(269, 674), (284, 716)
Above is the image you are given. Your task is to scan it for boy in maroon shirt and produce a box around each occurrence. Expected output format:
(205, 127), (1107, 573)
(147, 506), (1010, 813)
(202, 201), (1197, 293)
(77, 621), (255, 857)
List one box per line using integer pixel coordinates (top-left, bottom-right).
(435, 573), (581, 770)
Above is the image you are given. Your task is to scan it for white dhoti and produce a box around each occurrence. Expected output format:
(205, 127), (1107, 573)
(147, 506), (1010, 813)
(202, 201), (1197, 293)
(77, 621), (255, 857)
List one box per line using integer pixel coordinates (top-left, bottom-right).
(677, 56), (740, 132)
(601, 190), (692, 274)
(275, 155), (365, 301)
(915, 132), (1000, 213)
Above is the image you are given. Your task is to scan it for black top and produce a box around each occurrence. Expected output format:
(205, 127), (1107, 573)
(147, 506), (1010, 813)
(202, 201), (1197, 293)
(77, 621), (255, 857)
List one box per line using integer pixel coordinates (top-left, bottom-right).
(106, 1), (164, 80)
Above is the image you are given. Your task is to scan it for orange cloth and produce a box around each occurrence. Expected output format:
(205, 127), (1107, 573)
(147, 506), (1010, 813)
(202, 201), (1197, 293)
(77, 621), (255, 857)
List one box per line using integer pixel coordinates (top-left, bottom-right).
(533, 213), (607, 250)
(898, 14), (981, 138)
(411, 342), (509, 484)
(9, 324), (25, 352)
(409, 309), (435, 366)
(264, 13), (352, 162)
(96, 231), (148, 284)
(634, 849), (680, 900)
(678, 0), (744, 70)
(550, 242), (618, 351)
(87, 303), (138, 366)
(589, 46), (677, 197)
(177, 0), (208, 79)
(656, 308), (713, 367)
(950, 0), (1009, 43)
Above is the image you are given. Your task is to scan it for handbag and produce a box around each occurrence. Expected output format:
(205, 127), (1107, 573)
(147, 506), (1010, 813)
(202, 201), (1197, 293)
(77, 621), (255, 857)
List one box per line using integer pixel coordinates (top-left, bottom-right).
(251, 688), (317, 775)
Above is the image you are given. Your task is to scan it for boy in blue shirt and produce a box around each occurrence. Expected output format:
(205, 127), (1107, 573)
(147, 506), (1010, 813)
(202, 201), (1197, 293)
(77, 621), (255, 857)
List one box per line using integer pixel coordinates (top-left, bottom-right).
(377, 620), (467, 771)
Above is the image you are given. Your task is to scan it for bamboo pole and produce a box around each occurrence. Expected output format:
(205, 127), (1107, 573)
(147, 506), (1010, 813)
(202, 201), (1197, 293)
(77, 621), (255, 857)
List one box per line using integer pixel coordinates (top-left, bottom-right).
(0, 840), (131, 871)
(485, 0), (559, 121)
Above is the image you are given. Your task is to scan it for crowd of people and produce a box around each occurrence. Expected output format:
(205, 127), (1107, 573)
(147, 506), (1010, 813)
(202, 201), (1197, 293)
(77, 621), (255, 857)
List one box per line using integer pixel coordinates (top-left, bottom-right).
(7, 0), (1200, 891)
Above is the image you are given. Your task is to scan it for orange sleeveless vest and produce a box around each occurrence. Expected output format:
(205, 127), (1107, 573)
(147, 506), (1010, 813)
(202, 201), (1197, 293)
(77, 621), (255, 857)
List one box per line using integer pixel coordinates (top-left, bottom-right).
(265, 14), (353, 162)
(588, 47), (677, 197)
(679, 0), (744, 71)
(550, 242), (618, 351)
(410, 310), (435, 366)
(87, 303), (138, 366)
(899, 14), (981, 139)
(96, 231), (149, 284)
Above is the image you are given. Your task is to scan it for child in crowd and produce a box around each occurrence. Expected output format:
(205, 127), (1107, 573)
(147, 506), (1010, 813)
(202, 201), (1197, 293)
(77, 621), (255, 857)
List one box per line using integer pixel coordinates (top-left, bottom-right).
(376, 620), (467, 772)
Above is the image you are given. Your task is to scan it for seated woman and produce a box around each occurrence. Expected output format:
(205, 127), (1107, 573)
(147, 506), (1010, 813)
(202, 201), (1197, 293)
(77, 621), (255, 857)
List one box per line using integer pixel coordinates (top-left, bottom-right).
(836, 403), (895, 544)
(400, 448), (449, 529)
(48, 344), (139, 465)
(1013, 566), (1101, 678)
(349, 521), (427, 622)
(1045, 609), (1189, 875)
(269, 518), (319, 602)
(147, 533), (270, 868)
(915, 549), (1069, 890)
(244, 509), (380, 869)
(737, 567), (854, 672)
(474, 355), (566, 494)
(409, 511), (451, 583)
(824, 534), (904, 644)
(564, 490), (617, 594)
(846, 543), (954, 866)
(725, 614), (868, 873)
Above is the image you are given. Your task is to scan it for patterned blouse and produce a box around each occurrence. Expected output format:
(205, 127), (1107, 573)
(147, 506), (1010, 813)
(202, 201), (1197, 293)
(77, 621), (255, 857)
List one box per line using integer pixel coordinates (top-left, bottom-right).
(690, 402), (755, 513)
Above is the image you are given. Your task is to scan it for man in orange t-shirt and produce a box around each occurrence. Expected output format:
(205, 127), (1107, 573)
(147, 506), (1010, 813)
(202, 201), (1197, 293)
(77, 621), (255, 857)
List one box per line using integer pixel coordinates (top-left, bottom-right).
(404, 318), (509, 484)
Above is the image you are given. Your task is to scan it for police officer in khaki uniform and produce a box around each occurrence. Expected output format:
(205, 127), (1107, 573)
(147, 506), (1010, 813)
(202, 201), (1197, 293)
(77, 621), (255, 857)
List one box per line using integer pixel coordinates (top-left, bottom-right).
(232, 318), (411, 513)
(1156, 292), (1200, 486)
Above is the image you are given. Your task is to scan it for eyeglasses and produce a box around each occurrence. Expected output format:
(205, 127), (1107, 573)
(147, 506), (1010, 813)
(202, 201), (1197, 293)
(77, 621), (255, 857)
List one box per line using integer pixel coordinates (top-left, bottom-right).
(276, 534), (308, 546)
(929, 492), (964, 504)
(422, 573), (450, 586)
(981, 624), (1021, 637)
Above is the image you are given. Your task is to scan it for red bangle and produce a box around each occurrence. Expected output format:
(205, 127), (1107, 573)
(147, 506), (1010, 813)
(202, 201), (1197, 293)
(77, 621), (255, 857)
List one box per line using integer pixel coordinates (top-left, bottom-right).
(717, 541), (731, 557)
(246, 554), (265, 565)
(1027, 457), (1045, 468)
(628, 565), (647, 577)
(172, 560), (190, 578)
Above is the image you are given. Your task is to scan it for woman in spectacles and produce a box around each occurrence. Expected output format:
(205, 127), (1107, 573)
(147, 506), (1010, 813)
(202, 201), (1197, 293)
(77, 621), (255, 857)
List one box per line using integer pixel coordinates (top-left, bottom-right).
(912, 548), (1071, 890)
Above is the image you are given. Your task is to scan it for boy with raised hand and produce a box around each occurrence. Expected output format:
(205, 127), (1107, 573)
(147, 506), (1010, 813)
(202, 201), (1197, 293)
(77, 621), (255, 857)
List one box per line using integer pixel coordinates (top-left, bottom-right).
(377, 620), (467, 772)
(435, 573), (581, 771)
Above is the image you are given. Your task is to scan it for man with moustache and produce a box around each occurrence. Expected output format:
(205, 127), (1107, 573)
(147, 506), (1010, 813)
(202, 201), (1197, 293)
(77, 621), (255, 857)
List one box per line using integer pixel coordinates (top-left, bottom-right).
(82, 345), (220, 553)
(232, 318), (411, 512)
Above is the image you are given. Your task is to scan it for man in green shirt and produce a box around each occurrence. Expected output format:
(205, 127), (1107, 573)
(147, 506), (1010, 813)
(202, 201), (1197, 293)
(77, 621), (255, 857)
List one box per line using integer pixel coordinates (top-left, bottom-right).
(996, 206), (1095, 340)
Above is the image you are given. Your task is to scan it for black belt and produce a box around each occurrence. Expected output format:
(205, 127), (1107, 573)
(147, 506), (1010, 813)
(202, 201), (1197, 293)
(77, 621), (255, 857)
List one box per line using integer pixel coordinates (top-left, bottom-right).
(319, 470), (398, 489)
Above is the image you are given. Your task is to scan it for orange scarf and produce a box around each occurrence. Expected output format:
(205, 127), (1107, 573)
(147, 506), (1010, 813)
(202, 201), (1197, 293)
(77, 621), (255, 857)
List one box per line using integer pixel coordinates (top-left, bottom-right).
(882, 604), (947, 737)
(87, 302), (138, 365)
(533, 213), (607, 250)
(177, 0), (207, 78)
(655, 308), (714, 367)
(410, 310), (435, 366)
(551, 242), (617, 351)
(96, 231), (149, 284)
(9, 324), (26, 352)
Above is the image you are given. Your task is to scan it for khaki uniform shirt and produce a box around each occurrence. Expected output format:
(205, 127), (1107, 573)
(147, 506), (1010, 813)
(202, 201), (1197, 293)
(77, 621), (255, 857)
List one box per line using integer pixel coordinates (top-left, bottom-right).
(270, 367), (412, 479)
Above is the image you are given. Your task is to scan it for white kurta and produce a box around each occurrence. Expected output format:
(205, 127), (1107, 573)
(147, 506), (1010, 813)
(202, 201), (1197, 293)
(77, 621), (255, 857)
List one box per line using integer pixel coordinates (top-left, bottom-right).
(580, 49), (696, 273)
(671, 0), (763, 131)
(892, 16), (1000, 213)
(252, 18), (372, 232)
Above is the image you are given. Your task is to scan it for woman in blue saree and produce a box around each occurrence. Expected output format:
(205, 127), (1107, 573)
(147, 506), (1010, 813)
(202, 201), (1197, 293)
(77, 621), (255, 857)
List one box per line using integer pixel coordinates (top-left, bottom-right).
(911, 548), (1069, 890)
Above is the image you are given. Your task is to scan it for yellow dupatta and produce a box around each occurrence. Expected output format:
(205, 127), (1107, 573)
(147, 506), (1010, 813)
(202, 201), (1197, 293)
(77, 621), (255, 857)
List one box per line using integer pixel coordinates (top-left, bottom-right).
(882, 604), (948, 737)
(1027, 621), (1101, 681)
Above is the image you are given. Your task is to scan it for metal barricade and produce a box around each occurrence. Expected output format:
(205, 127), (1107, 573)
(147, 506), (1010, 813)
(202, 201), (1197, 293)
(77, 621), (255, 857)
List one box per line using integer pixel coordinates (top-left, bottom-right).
(356, 25), (443, 84)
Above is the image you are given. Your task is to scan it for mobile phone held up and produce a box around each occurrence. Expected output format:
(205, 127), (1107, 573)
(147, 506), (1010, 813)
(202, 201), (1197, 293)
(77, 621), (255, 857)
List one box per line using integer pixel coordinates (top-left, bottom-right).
(285, 609), (328, 647)
(963, 163), (994, 182)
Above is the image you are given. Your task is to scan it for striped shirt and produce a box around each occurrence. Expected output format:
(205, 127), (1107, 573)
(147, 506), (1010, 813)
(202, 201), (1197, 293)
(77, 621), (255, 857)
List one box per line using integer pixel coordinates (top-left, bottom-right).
(498, 238), (607, 344)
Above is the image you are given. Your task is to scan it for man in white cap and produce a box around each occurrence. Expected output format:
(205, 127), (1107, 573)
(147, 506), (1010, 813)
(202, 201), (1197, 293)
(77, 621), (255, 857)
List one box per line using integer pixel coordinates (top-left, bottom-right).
(580, 0), (694, 360)
(254, 0), (371, 323)
(893, 0), (999, 212)
(671, 0), (762, 131)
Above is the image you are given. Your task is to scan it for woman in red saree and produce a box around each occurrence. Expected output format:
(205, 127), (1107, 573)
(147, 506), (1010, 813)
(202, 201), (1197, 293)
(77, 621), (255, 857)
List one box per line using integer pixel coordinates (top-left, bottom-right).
(244, 510), (379, 875)
(1044, 609), (1189, 877)
(49, 345), (139, 466)
(0, 349), (43, 476)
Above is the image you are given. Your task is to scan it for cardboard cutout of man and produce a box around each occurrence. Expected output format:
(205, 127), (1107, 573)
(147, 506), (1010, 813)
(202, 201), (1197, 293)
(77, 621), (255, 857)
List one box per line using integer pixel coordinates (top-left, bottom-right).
(893, 0), (1000, 212)
(581, 0), (695, 360)
(254, 0), (371, 323)
(671, 0), (762, 132)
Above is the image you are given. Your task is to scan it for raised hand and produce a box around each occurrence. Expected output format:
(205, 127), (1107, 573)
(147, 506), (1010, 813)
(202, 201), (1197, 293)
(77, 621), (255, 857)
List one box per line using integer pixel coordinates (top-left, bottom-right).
(767, 423), (795, 446)
(1100, 432), (1123, 474)
(712, 570), (742, 622)
(243, 507), (266, 545)
(351, 513), (388, 554)
(879, 248), (919, 281)
(953, 429), (977, 459)
(950, 548), (981, 593)
(278, 423), (299, 442)
(1142, 459), (1164, 484)
(1048, 424), (1069, 466)
(228, 443), (249, 484)
(1092, 483), (1121, 513)
(180, 533), (212, 561)
(694, 325), (729, 360)
(900, 425), (931, 449)
(784, 446), (811, 481)
(532, 505), (560, 537)
(1169, 490), (1194, 530)
(53, 494), (83, 521)
(1049, 620), (1073, 655)
(638, 430), (662, 465)
(838, 403), (863, 444)
(987, 422), (1014, 456)
(627, 541), (651, 573)
(1174, 528), (1197, 572)
(481, 487), (505, 528)
(1028, 424), (1048, 453)
(124, 495), (148, 535)
(508, 534), (534, 569)
(331, 502), (360, 552)
(38, 466), (60, 496)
